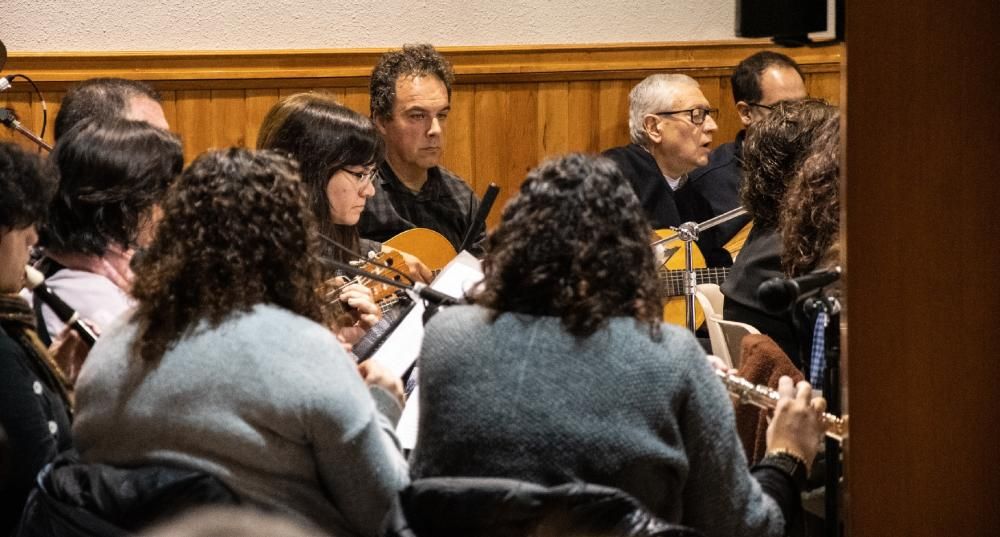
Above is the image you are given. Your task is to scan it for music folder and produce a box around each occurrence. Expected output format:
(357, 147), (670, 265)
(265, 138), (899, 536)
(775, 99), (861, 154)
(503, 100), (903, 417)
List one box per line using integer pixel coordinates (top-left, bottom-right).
(368, 251), (484, 450)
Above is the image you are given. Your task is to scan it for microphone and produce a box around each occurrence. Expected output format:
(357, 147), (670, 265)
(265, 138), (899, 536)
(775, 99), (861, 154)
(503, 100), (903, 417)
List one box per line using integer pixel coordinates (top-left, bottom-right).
(459, 183), (500, 253)
(23, 266), (99, 347)
(0, 75), (13, 94)
(757, 266), (842, 314)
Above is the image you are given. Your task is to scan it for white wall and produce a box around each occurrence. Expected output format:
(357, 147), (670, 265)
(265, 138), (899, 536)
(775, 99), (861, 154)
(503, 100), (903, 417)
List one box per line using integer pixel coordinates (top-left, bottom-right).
(2, 0), (832, 52)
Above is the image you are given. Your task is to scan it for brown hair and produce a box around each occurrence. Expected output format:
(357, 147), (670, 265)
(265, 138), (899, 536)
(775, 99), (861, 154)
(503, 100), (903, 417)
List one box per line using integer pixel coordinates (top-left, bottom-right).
(779, 114), (842, 276)
(130, 148), (329, 361)
(472, 153), (662, 340)
(740, 98), (838, 229)
(257, 93), (384, 262)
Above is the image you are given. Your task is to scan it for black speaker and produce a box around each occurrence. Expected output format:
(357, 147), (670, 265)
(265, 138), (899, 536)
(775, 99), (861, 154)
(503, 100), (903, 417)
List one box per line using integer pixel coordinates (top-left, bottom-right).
(736, 0), (828, 41)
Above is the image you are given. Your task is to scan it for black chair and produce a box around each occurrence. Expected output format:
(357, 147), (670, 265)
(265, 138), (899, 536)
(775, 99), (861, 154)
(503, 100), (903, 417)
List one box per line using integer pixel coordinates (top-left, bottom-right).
(16, 451), (239, 537)
(383, 477), (703, 537)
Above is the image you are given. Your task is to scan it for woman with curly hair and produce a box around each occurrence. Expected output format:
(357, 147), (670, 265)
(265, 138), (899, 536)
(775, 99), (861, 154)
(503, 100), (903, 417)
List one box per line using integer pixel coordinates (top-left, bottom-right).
(33, 117), (183, 345)
(780, 114), (841, 278)
(0, 142), (88, 534)
(409, 153), (827, 537)
(72, 149), (409, 537)
(721, 99), (838, 366)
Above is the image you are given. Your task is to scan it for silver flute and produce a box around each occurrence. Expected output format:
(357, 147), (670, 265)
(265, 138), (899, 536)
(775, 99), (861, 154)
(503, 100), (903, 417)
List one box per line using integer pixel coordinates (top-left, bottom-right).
(715, 369), (848, 442)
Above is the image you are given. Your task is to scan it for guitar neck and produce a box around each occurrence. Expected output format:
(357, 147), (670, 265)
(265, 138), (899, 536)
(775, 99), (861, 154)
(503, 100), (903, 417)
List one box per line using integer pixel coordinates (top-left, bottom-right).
(658, 266), (731, 298)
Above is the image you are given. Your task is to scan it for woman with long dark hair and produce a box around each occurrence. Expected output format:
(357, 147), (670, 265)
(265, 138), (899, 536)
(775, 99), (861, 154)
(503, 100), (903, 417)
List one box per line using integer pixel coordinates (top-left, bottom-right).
(409, 153), (827, 537)
(257, 93), (430, 341)
(73, 149), (409, 537)
(34, 117), (183, 343)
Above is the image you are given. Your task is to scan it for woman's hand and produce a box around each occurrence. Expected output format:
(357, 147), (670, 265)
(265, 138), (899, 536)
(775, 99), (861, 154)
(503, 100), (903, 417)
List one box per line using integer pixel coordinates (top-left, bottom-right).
(765, 376), (827, 471)
(49, 322), (98, 386)
(357, 360), (405, 406)
(382, 245), (433, 284)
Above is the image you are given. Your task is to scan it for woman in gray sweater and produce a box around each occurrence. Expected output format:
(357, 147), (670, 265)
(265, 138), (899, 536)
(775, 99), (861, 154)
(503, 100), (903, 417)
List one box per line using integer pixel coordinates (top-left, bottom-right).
(410, 154), (827, 537)
(73, 149), (409, 537)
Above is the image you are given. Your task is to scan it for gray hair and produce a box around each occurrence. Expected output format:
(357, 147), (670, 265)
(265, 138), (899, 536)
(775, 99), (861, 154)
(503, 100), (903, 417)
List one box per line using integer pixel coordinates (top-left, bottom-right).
(628, 74), (701, 146)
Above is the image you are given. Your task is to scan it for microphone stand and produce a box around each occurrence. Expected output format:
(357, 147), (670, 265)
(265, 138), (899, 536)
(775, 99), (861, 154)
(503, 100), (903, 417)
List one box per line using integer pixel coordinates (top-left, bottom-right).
(0, 108), (52, 152)
(650, 206), (749, 332)
(803, 292), (843, 537)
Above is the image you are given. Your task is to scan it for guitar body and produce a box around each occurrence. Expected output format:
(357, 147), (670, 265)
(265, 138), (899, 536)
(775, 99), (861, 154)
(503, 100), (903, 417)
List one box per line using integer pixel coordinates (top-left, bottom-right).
(383, 228), (458, 272)
(656, 230), (708, 329)
(724, 221), (754, 261)
(655, 221), (754, 328)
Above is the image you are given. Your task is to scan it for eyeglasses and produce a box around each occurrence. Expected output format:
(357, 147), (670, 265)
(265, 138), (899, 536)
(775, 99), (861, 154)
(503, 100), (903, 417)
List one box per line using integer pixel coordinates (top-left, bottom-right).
(341, 167), (376, 187)
(653, 107), (718, 125)
(747, 102), (775, 111)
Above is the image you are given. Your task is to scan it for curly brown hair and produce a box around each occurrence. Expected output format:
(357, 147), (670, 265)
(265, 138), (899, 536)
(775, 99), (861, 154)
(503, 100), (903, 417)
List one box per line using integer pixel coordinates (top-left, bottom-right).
(740, 98), (837, 230)
(369, 44), (454, 119)
(779, 114), (841, 277)
(472, 153), (662, 340)
(129, 148), (330, 361)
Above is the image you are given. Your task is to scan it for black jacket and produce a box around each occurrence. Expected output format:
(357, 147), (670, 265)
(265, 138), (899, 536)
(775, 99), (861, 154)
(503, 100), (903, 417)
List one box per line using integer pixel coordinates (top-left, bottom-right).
(384, 477), (702, 537)
(16, 452), (238, 537)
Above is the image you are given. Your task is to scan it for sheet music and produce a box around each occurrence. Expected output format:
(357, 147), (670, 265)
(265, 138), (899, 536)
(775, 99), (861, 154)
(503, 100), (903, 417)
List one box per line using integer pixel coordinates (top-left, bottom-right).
(368, 251), (483, 450)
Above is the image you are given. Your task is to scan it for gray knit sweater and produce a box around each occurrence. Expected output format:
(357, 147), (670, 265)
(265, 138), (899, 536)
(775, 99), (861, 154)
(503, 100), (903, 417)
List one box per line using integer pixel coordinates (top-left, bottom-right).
(410, 305), (784, 537)
(73, 304), (409, 537)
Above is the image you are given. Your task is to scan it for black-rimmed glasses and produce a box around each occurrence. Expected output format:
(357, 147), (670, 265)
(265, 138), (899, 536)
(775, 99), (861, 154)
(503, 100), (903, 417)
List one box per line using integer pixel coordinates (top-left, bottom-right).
(747, 102), (775, 111)
(653, 107), (718, 125)
(341, 168), (376, 187)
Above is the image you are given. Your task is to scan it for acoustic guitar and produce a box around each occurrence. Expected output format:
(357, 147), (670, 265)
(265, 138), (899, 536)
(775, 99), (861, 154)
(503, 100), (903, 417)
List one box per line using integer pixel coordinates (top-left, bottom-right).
(383, 227), (458, 273)
(656, 221), (752, 328)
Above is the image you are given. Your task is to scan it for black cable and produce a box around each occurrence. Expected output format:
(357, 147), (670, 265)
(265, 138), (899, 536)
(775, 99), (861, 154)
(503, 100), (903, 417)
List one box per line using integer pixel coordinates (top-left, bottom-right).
(316, 232), (415, 286)
(8, 74), (47, 143)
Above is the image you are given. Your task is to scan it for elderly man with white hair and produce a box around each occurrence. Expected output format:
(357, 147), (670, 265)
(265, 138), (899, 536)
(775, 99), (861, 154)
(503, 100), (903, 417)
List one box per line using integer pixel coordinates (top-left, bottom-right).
(602, 73), (729, 265)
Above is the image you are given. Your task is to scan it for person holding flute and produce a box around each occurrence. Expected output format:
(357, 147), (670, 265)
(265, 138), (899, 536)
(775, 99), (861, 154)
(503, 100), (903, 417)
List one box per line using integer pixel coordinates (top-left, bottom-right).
(0, 141), (88, 535)
(410, 154), (827, 537)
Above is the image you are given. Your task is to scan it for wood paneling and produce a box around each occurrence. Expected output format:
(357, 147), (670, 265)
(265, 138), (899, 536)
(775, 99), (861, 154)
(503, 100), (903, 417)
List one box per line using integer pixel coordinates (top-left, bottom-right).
(845, 0), (1000, 535)
(1, 41), (841, 227)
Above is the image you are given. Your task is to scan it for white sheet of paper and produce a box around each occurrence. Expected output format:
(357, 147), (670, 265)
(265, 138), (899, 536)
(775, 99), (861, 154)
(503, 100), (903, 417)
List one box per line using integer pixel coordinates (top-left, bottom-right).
(370, 251), (483, 450)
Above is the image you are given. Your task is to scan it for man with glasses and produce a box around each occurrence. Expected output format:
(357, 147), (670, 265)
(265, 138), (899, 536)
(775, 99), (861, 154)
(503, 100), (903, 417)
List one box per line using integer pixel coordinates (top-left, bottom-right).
(687, 51), (807, 252)
(602, 73), (729, 265)
(358, 44), (484, 255)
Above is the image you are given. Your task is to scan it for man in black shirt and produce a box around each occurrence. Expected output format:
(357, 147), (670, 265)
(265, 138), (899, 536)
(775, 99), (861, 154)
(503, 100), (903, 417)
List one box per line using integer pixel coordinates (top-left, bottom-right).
(359, 44), (484, 255)
(687, 51), (807, 249)
(602, 73), (729, 266)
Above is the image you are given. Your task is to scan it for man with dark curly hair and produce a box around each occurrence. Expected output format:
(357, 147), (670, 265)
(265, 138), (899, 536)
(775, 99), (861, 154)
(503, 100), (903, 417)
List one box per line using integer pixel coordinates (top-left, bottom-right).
(358, 44), (485, 255)
(687, 51), (807, 250)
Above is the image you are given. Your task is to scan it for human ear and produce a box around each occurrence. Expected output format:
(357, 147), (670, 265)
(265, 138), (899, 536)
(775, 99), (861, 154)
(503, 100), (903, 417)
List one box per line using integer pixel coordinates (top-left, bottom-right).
(736, 101), (753, 127)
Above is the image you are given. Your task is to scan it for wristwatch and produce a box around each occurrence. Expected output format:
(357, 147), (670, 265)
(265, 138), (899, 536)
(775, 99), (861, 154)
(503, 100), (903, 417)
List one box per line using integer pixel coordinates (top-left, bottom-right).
(760, 449), (809, 488)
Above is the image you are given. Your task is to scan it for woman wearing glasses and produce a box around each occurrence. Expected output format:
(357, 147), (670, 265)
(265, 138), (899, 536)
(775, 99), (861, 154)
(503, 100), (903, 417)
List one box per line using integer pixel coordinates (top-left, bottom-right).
(258, 94), (429, 345)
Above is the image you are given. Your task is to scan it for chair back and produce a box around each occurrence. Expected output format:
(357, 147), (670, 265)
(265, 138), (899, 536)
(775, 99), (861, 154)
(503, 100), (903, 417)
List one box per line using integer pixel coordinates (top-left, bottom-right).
(16, 452), (239, 537)
(694, 284), (729, 367)
(383, 477), (703, 537)
(714, 318), (762, 369)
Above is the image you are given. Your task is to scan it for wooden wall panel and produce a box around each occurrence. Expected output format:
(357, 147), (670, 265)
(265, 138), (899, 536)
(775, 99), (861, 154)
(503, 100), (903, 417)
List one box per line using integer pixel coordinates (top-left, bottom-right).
(1, 41), (840, 225)
(244, 88), (280, 149)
